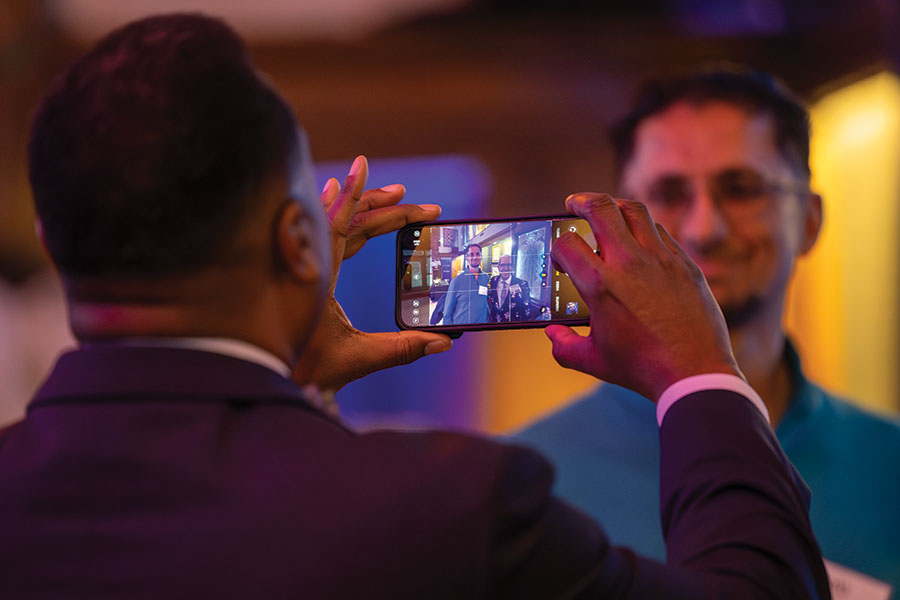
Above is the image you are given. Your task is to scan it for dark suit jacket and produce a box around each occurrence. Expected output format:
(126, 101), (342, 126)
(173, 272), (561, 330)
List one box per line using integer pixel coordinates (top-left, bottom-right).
(487, 275), (532, 322)
(0, 346), (829, 599)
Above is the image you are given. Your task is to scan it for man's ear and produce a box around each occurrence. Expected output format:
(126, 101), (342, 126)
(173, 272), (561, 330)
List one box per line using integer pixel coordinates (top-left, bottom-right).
(799, 192), (823, 255)
(275, 201), (321, 284)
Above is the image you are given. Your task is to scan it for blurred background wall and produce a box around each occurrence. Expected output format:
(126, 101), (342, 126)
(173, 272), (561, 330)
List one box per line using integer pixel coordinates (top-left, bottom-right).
(1, 0), (898, 431)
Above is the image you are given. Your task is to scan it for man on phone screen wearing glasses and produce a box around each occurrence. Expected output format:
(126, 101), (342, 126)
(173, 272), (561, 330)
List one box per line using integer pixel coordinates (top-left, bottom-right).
(515, 68), (900, 595)
(488, 254), (533, 323)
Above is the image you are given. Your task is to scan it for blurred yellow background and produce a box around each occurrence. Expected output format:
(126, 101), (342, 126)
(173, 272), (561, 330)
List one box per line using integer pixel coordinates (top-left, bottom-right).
(786, 70), (900, 417)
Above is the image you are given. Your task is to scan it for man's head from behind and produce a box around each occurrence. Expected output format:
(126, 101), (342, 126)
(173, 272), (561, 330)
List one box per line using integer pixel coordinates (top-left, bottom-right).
(612, 68), (822, 327)
(28, 14), (328, 355)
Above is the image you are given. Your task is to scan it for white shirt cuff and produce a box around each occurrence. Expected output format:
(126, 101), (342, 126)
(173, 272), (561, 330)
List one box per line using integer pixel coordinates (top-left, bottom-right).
(656, 373), (770, 426)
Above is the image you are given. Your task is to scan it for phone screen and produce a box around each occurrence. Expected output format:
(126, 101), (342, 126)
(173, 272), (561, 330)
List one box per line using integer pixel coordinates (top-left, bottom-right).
(396, 215), (594, 333)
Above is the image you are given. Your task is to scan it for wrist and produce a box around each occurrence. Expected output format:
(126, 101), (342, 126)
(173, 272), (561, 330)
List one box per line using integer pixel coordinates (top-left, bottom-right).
(649, 353), (742, 402)
(656, 372), (768, 427)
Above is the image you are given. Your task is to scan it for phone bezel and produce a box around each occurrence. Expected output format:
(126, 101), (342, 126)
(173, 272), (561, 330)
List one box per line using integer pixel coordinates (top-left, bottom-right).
(395, 214), (591, 335)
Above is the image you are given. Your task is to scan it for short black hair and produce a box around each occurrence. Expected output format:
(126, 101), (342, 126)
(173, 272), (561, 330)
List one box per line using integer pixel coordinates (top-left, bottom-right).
(611, 67), (811, 180)
(464, 243), (482, 254)
(28, 13), (299, 279)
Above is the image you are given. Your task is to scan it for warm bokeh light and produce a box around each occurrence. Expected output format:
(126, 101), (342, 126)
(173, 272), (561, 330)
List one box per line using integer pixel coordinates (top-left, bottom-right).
(786, 70), (900, 416)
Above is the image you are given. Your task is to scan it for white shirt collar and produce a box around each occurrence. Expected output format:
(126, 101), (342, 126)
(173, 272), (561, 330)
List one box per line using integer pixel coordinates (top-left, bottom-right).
(83, 337), (292, 379)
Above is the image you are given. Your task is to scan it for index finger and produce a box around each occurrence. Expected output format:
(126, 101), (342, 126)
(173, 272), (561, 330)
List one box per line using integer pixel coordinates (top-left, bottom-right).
(565, 193), (638, 261)
(357, 184), (405, 213)
(351, 204), (441, 237)
(343, 203), (442, 259)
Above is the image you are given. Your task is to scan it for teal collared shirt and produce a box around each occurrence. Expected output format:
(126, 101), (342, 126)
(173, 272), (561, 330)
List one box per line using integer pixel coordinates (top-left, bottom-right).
(513, 342), (900, 590)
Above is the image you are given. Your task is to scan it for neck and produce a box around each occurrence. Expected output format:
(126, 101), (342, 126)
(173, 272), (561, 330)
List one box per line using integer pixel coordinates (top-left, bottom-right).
(728, 307), (792, 425)
(62, 269), (311, 368)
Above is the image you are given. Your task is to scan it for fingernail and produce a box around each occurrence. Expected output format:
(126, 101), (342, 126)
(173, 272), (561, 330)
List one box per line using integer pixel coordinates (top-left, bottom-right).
(424, 339), (451, 355)
(380, 183), (404, 193)
(349, 155), (365, 177)
(321, 178), (335, 194)
(418, 204), (440, 211)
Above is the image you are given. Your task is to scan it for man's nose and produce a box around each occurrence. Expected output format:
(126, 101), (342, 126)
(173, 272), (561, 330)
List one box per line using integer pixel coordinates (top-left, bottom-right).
(680, 182), (728, 246)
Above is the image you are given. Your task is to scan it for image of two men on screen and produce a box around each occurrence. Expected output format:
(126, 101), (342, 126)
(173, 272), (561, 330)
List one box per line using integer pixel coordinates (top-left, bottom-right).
(431, 221), (552, 326)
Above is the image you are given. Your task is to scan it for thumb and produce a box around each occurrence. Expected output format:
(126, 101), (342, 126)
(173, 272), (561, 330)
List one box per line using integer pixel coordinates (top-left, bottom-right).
(350, 330), (452, 378)
(546, 325), (601, 378)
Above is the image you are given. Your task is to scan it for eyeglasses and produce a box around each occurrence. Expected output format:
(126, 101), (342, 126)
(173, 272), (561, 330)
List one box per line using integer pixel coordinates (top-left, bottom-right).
(640, 168), (807, 219)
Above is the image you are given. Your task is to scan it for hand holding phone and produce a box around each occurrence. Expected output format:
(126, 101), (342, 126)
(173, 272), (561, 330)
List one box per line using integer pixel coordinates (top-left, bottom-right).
(547, 193), (740, 401)
(294, 156), (452, 392)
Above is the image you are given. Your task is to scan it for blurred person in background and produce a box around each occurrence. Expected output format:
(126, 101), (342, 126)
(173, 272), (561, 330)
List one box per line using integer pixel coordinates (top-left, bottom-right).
(0, 14), (831, 598)
(515, 68), (900, 594)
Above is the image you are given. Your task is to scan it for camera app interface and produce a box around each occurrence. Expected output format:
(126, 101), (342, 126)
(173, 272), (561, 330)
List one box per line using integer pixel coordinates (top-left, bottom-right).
(398, 218), (594, 328)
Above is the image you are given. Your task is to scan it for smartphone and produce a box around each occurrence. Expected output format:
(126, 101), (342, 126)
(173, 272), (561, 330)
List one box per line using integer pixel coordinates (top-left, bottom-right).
(396, 215), (595, 334)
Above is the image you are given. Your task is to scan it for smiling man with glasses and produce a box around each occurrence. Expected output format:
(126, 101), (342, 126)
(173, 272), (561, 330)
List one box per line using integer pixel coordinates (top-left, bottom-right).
(516, 68), (900, 594)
